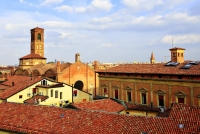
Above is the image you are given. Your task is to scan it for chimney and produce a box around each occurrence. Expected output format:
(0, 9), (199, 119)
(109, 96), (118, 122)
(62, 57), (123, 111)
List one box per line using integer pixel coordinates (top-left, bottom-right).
(75, 53), (80, 62)
(56, 61), (61, 73)
(12, 82), (14, 87)
(10, 67), (15, 76)
(94, 60), (99, 70)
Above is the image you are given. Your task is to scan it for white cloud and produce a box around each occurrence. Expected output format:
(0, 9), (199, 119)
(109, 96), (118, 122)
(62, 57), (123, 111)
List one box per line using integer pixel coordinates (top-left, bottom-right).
(161, 34), (200, 44)
(101, 43), (114, 47)
(122, 0), (191, 12)
(74, 7), (87, 13)
(59, 32), (70, 38)
(41, 0), (63, 6)
(88, 0), (113, 12)
(92, 17), (112, 23)
(19, 0), (23, 3)
(54, 0), (113, 13)
(54, 5), (73, 12)
(122, 0), (163, 11)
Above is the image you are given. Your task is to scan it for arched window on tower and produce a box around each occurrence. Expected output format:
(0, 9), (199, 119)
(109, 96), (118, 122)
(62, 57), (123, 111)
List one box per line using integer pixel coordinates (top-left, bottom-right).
(38, 33), (41, 40)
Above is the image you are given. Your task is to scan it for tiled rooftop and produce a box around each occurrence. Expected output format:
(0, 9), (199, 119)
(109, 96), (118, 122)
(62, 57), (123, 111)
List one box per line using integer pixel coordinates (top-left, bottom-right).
(125, 102), (160, 112)
(0, 102), (199, 134)
(20, 53), (46, 59)
(24, 95), (49, 104)
(72, 98), (126, 113)
(97, 61), (200, 75)
(0, 76), (43, 99)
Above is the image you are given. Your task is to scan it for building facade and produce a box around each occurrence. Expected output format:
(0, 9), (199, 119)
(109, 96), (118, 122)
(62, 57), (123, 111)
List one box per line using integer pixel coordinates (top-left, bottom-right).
(96, 47), (200, 108)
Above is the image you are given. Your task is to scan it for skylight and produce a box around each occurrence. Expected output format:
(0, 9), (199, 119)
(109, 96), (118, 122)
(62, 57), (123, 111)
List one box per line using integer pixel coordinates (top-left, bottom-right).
(165, 61), (179, 66)
(189, 61), (200, 65)
(182, 61), (200, 69)
(182, 64), (192, 69)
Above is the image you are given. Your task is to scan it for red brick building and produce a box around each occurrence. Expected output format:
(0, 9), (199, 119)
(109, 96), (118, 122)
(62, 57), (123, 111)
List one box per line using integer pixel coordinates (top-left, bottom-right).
(96, 47), (200, 108)
(14, 27), (98, 95)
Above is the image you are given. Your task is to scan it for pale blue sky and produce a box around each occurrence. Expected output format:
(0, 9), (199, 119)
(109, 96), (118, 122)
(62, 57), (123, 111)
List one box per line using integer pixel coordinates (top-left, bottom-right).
(0, 0), (200, 65)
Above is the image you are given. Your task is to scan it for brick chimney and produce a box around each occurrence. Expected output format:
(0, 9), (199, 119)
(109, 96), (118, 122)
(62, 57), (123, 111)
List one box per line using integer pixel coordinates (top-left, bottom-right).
(75, 53), (81, 62)
(93, 61), (99, 70)
(56, 61), (61, 73)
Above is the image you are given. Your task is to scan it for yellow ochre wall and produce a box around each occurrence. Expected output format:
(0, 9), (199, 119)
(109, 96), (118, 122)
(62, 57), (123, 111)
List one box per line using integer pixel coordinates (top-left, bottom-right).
(121, 109), (158, 117)
(39, 84), (73, 106)
(6, 79), (55, 103)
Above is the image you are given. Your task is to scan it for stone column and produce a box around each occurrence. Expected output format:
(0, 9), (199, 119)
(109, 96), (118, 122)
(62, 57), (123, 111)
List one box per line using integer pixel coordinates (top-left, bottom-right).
(150, 82), (153, 103)
(134, 82), (137, 103)
(109, 80), (112, 98)
(120, 81), (124, 101)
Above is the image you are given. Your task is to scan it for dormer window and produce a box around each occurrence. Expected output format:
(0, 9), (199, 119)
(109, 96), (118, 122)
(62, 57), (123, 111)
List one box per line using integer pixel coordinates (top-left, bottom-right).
(41, 80), (47, 86)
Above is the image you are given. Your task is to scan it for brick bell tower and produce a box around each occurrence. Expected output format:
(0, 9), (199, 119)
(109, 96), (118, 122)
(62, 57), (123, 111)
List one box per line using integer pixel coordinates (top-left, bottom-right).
(30, 27), (44, 57)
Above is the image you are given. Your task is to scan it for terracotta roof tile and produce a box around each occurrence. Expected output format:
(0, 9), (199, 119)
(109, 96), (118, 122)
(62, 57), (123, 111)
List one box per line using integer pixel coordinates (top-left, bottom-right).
(24, 95), (49, 104)
(125, 102), (160, 111)
(97, 61), (200, 75)
(20, 53), (46, 59)
(72, 98), (126, 113)
(0, 76), (43, 99)
(0, 102), (199, 133)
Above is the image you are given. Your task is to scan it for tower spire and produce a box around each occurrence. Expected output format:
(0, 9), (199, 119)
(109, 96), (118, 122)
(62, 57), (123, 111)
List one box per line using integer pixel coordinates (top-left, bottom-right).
(150, 51), (155, 64)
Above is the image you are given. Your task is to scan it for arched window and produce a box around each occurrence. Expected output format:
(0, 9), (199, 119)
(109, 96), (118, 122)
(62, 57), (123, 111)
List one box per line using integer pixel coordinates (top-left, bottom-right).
(74, 80), (84, 90)
(38, 33), (41, 40)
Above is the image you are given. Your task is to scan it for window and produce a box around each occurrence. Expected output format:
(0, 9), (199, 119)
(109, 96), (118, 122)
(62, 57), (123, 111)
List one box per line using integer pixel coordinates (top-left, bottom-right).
(178, 98), (184, 103)
(38, 33), (41, 40)
(178, 53), (180, 57)
(158, 75), (162, 78)
(115, 90), (118, 99)
(19, 95), (23, 99)
(73, 90), (77, 96)
(60, 92), (62, 99)
(127, 91), (132, 102)
(173, 53), (176, 57)
(142, 93), (146, 104)
(178, 76), (182, 79)
(33, 88), (36, 94)
(181, 53), (183, 57)
(51, 90), (53, 97)
(55, 90), (58, 98)
(126, 112), (129, 114)
(42, 80), (47, 86)
(158, 95), (164, 106)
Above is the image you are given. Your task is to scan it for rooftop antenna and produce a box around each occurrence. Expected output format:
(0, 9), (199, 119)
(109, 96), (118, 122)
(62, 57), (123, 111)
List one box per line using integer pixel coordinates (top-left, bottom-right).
(172, 38), (173, 48)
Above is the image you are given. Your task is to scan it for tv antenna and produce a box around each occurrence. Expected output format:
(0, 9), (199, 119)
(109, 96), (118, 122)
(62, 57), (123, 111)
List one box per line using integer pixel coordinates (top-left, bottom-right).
(172, 38), (173, 48)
